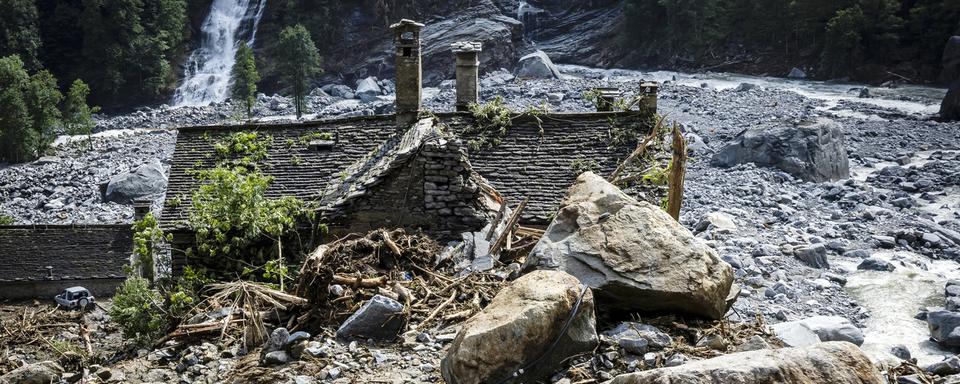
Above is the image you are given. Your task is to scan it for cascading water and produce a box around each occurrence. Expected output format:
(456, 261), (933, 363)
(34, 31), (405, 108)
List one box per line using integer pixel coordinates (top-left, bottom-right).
(516, 0), (543, 42)
(171, 0), (266, 107)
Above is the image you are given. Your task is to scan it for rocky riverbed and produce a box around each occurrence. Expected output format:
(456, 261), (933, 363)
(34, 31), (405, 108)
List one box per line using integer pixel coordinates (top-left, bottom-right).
(1, 65), (959, 383)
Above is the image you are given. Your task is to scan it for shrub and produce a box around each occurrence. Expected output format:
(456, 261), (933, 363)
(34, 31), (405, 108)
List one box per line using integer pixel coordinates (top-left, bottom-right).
(109, 278), (166, 345)
(132, 212), (172, 281)
(0, 215), (13, 225)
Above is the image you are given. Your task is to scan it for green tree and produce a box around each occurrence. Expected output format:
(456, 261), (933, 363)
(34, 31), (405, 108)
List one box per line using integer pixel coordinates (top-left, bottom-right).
(109, 277), (166, 345)
(821, 6), (867, 77)
(277, 24), (321, 119)
(63, 79), (100, 144)
(0, 55), (37, 163)
(0, 0), (42, 69)
(25, 69), (63, 157)
(231, 44), (259, 118)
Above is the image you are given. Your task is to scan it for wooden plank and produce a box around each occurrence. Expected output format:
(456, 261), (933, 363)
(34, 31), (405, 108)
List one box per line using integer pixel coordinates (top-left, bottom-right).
(489, 197), (528, 259)
(667, 122), (687, 220)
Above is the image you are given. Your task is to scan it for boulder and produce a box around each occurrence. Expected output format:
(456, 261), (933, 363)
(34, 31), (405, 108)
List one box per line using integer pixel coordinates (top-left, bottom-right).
(735, 83), (758, 92)
(609, 342), (884, 384)
(926, 310), (960, 347)
(355, 77), (382, 103)
(516, 50), (562, 79)
(788, 67), (807, 79)
(857, 257), (895, 272)
(940, 36), (960, 84)
(795, 316), (864, 346)
(336, 295), (406, 341)
(772, 321), (821, 347)
(794, 244), (829, 269)
(711, 119), (850, 182)
(103, 158), (167, 204)
(942, 82), (960, 121)
(0, 361), (64, 384)
(524, 172), (735, 319)
(441, 270), (598, 384)
(603, 322), (673, 354)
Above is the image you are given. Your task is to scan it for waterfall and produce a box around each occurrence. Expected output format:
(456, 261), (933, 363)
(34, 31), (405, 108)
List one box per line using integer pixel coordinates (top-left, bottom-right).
(516, 0), (543, 42)
(171, 0), (267, 107)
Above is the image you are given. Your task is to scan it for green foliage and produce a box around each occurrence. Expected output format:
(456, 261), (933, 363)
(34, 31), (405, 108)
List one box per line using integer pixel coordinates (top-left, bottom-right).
(63, 79), (100, 143)
(0, 0), (42, 69)
(0, 55), (61, 163)
(570, 157), (599, 175)
(213, 131), (272, 168)
(465, 96), (549, 150)
(78, 0), (187, 103)
(277, 24), (321, 119)
(132, 212), (172, 281)
(231, 44), (259, 118)
(109, 277), (166, 345)
(622, 0), (959, 80)
(0, 215), (13, 225)
(25, 69), (62, 156)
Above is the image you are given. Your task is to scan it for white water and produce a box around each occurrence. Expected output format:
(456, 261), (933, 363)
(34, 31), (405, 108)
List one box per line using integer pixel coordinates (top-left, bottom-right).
(843, 252), (959, 366)
(171, 0), (266, 107)
(558, 64), (947, 119)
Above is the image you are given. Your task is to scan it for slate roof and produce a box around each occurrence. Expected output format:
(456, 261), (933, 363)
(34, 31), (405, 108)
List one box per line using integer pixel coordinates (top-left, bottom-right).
(159, 112), (647, 230)
(0, 225), (132, 282)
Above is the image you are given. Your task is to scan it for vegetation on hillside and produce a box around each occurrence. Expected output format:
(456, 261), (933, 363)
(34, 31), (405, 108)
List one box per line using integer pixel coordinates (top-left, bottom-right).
(277, 24), (321, 119)
(622, 0), (960, 81)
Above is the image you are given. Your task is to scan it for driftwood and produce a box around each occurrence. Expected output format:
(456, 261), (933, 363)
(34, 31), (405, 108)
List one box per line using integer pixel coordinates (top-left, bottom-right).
(332, 275), (388, 288)
(667, 122), (687, 220)
(489, 197), (529, 258)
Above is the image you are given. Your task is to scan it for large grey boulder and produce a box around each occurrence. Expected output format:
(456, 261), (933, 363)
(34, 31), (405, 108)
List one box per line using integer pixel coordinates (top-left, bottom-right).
(104, 158), (167, 204)
(941, 82), (960, 121)
(336, 295), (407, 341)
(927, 310), (960, 347)
(712, 119), (850, 182)
(0, 361), (64, 384)
(355, 77), (382, 103)
(516, 50), (562, 79)
(441, 270), (597, 384)
(609, 342), (884, 384)
(940, 36), (960, 84)
(524, 172), (735, 319)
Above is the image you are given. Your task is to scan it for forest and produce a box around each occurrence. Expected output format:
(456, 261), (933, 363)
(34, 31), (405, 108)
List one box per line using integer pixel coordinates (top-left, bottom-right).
(1, 0), (958, 110)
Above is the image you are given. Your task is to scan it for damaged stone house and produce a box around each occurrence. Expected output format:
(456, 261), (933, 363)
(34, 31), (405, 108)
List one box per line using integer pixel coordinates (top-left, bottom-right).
(159, 20), (658, 275)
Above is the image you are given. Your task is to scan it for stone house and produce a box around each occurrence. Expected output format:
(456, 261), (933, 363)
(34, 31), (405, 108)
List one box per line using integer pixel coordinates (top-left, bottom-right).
(159, 20), (656, 274)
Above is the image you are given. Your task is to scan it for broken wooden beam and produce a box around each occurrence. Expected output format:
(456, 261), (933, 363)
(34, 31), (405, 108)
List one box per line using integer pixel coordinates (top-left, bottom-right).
(489, 197), (528, 258)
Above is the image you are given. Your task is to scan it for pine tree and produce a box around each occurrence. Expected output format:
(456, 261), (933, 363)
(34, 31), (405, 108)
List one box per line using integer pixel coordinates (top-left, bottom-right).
(63, 79), (100, 147)
(277, 24), (321, 119)
(231, 44), (259, 119)
(0, 55), (37, 163)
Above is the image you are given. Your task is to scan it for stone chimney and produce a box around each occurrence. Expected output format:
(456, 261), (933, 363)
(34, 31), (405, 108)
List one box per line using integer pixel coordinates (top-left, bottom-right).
(451, 42), (482, 111)
(391, 19), (425, 126)
(640, 82), (659, 113)
(133, 198), (152, 221)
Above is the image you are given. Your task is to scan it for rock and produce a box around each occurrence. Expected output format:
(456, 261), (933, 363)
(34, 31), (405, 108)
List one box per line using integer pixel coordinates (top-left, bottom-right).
(734, 83), (757, 92)
(942, 82), (960, 121)
(441, 270), (598, 384)
(859, 88), (872, 98)
(524, 172), (735, 319)
(736, 335), (770, 352)
(788, 67), (807, 79)
(890, 345), (911, 361)
(604, 322), (673, 352)
(795, 316), (864, 346)
(262, 350), (291, 365)
(327, 84), (354, 99)
(711, 119), (850, 182)
(336, 294), (407, 341)
(857, 257), (896, 272)
(355, 77), (382, 102)
(286, 331), (311, 346)
(262, 327), (289, 356)
(609, 342), (883, 384)
(795, 244), (830, 269)
(940, 36), (960, 84)
(925, 356), (960, 376)
(697, 212), (737, 232)
(771, 321), (822, 347)
(926, 310), (960, 347)
(103, 158), (167, 204)
(0, 361), (64, 384)
(516, 50), (562, 79)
